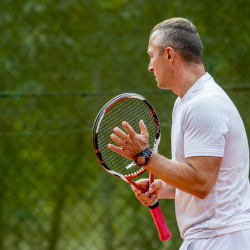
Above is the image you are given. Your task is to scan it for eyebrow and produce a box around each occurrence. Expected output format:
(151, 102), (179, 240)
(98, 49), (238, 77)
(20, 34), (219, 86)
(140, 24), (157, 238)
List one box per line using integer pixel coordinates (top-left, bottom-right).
(147, 41), (154, 55)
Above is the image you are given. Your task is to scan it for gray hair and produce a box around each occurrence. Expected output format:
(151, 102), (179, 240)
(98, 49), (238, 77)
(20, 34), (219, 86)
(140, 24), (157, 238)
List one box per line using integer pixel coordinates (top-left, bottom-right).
(150, 18), (203, 64)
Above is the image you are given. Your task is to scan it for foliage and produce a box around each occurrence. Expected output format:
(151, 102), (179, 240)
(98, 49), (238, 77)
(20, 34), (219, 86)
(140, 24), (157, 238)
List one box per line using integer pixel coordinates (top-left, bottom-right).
(0, 0), (249, 249)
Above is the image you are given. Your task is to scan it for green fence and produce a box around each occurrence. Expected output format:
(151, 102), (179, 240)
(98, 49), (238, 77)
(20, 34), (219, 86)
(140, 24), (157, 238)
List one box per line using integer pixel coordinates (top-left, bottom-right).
(0, 87), (249, 250)
(0, 1), (249, 249)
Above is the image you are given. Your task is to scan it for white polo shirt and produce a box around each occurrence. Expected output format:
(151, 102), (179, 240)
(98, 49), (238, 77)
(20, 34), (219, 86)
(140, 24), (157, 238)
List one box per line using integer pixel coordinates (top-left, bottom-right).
(171, 73), (250, 239)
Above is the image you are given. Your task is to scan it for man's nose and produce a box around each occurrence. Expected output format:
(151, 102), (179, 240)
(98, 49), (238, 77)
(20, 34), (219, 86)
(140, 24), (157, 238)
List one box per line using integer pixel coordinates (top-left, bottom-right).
(148, 63), (154, 72)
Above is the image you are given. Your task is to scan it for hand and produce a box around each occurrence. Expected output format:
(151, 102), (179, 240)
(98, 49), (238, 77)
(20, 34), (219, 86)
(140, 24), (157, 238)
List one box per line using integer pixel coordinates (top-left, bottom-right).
(108, 120), (149, 160)
(130, 179), (164, 206)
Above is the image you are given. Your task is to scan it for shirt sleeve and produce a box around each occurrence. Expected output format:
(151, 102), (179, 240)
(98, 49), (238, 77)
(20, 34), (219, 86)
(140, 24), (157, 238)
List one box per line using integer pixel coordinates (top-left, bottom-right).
(183, 98), (229, 158)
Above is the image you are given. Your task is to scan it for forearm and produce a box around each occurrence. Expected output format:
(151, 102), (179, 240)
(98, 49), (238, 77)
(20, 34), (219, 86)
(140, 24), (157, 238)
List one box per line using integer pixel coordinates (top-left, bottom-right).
(158, 181), (176, 199)
(145, 152), (207, 198)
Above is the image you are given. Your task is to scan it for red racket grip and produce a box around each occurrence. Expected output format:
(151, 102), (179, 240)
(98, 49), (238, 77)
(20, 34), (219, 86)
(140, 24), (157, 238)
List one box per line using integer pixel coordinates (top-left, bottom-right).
(149, 201), (171, 241)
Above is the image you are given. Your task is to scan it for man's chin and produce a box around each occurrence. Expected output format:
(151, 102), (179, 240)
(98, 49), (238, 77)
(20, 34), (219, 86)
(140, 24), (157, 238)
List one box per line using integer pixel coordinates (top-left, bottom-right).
(157, 83), (170, 91)
(157, 82), (165, 89)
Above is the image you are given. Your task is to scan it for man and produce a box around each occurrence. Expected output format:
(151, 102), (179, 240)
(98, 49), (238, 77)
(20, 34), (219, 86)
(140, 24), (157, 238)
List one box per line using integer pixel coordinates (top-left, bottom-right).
(108, 18), (250, 249)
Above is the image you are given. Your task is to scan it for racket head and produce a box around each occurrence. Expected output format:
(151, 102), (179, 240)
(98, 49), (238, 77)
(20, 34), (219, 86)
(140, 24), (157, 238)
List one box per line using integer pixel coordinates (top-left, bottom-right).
(93, 93), (161, 181)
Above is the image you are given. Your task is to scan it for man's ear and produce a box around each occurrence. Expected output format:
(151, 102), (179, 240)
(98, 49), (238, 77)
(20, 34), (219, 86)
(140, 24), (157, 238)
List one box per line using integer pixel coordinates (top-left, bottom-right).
(165, 47), (175, 63)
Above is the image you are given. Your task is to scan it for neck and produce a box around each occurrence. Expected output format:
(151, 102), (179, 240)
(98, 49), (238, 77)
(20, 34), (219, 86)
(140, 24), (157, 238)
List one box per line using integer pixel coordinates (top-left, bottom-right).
(172, 62), (205, 98)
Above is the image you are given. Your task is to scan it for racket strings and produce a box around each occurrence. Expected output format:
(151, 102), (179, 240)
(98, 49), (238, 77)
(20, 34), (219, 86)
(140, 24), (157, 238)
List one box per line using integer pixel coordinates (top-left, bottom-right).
(105, 101), (144, 131)
(97, 98), (157, 176)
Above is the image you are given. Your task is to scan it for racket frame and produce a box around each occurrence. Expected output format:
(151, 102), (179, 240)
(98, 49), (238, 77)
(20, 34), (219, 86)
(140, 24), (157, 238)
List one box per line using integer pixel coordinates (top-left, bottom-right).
(93, 93), (160, 184)
(93, 93), (171, 241)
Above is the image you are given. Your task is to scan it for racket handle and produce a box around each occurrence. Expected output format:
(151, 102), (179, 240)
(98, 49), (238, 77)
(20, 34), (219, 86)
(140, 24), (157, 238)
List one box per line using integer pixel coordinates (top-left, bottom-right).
(149, 201), (171, 241)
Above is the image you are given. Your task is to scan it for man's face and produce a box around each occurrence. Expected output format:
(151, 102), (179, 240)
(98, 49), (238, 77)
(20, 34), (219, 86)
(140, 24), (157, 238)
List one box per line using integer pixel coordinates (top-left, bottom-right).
(147, 33), (171, 90)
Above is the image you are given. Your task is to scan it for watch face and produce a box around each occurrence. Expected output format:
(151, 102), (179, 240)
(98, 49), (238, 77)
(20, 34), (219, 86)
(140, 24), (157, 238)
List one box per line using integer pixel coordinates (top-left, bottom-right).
(136, 155), (146, 166)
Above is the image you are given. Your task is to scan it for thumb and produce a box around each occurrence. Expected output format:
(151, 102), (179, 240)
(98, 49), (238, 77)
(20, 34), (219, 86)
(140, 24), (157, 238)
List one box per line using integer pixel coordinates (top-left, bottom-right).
(148, 182), (158, 195)
(139, 120), (149, 137)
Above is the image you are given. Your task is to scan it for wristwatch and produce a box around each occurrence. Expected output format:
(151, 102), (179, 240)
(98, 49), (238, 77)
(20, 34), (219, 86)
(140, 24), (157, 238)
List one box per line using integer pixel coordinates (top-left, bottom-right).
(135, 147), (153, 166)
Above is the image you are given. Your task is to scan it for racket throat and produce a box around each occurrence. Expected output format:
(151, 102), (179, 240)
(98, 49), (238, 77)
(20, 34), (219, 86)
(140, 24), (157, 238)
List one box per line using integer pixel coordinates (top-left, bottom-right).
(125, 178), (146, 193)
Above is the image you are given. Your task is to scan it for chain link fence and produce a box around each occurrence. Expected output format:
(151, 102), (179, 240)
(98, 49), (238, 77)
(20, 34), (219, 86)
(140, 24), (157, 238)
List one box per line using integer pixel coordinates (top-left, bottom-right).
(0, 0), (249, 249)
(0, 87), (249, 250)
(0, 91), (179, 250)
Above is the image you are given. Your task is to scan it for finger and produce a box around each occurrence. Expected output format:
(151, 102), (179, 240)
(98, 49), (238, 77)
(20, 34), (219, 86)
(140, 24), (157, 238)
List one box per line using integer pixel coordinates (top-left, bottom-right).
(148, 179), (163, 198)
(130, 184), (142, 194)
(113, 127), (130, 142)
(122, 121), (136, 138)
(110, 133), (127, 148)
(135, 193), (157, 206)
(134, 178), (150, 191)
(108, 143), (124, 155)
(148, 182), (157, 194)
(139, 120), (149, 137)
(135, 192), (151, 201)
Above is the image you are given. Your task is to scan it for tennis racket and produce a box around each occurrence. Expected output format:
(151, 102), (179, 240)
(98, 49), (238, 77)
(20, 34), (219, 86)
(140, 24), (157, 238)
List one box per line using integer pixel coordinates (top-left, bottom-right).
(92, 93), (171, 241)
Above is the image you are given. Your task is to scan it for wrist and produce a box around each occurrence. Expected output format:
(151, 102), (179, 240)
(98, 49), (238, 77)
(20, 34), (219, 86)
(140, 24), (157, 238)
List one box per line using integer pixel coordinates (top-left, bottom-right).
(134, 147), (153, 166)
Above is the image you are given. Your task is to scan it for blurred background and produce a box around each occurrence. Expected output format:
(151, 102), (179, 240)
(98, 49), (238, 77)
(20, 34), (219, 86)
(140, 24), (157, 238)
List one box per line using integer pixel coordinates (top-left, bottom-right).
(0, 0), (249, 249)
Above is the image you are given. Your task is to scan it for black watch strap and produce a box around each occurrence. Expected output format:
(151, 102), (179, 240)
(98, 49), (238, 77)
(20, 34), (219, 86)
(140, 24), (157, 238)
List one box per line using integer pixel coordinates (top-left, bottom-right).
(135, 147), (153, 166)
